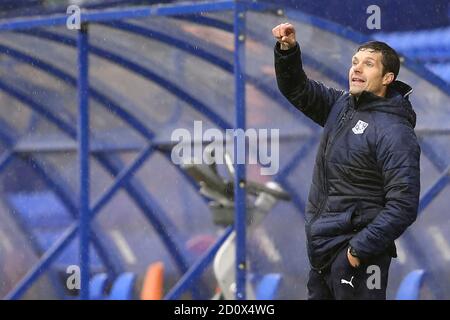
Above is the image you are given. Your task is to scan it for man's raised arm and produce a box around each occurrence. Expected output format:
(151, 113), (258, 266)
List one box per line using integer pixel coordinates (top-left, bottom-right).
(273, 23), (344, 127)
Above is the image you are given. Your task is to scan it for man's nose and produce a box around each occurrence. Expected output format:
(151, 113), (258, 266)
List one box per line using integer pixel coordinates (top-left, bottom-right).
(353, 63), (363, 73)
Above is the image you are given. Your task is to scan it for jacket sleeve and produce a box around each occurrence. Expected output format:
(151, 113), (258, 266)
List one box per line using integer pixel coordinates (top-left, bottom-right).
(274, 41), (344, 127)
(349, 122), (421, 260)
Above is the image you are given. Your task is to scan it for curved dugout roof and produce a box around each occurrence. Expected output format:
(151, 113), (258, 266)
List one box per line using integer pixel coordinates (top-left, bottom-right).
(0, 5), (449, 299)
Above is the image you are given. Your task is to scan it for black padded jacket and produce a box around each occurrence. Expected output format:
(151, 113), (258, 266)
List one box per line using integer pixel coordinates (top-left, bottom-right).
(274, 42), (421, 270)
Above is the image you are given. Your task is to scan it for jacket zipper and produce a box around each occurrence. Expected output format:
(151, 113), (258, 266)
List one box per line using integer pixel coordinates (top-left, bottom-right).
(324, 108), (354, 185)
(317, 107), (356, 217)
(307, 106), (356, 271)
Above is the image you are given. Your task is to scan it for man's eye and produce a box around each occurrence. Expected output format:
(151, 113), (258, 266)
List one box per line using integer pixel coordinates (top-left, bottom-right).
(365, 62), (373, 67)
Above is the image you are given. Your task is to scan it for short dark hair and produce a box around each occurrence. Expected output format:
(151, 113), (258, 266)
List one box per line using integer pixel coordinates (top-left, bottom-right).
(357, 41), (400, 80)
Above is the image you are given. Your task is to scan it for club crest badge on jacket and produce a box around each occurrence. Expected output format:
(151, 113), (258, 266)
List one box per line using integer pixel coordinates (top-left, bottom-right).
(352, 120), (369, 134)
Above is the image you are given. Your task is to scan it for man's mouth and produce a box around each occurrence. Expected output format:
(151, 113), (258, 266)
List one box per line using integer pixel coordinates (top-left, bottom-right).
(351, 77), (366, 85)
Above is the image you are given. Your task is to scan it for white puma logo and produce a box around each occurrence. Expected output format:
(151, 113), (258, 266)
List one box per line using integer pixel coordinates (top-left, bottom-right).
(341, 276), (355, 288)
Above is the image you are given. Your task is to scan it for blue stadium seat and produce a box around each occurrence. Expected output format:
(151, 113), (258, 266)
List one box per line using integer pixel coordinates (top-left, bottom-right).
(109, 272), (136, 300)
(395, 269), (426, 300)
(7, 191), (105, 271)
(89, 273), (108, 300)
(255, 273), (282, 300)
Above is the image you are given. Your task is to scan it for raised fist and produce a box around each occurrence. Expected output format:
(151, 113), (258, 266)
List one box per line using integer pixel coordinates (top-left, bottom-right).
(272, 22), (296, 50)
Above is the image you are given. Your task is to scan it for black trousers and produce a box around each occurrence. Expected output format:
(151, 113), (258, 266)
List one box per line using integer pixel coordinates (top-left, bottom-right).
(307, 246), (392, 300)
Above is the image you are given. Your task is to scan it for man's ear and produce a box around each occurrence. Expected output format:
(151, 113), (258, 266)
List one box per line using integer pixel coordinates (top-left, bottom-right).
(383, 72), (395, 86)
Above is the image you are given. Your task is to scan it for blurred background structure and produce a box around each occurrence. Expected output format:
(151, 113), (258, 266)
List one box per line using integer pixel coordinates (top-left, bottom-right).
(0, 0), (449, 300)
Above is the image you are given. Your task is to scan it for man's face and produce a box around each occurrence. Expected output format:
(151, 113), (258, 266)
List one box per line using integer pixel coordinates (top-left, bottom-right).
(349, 49), (390, 97)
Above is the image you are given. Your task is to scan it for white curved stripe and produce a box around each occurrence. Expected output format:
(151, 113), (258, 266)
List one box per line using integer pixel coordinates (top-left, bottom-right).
(394, 239), (406, 264)
(0, 228), (13, 253)
(110, 230), (137, 265)
(428, 226), (450, 262)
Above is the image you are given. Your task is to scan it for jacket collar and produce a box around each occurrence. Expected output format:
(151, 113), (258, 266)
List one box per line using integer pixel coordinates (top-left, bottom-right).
(350, 80), (413, 109)
(349, 80), (416, 128)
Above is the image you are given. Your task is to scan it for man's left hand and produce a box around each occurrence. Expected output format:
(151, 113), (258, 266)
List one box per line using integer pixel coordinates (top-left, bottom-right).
(347, 247), (361, 268)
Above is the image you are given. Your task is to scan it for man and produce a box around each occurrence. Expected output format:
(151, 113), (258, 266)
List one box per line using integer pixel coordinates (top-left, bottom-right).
(272, 23), (421, 299)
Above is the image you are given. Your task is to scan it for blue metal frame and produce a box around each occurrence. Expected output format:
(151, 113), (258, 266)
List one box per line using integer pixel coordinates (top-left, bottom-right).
(78, 23), (91, 300)
(0, 42), (194, 272)
(0, 1), (236, 31)
(4, 22), (288, 301)
(0, 43), (206, 297)
(0, 151), (14, 175)
(417, 166), (450, 214)
(0, 0), (253, 300)
(0, 41), (204, 289)
(0, 79), (198, 298)
(233, 0), (247, 300)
